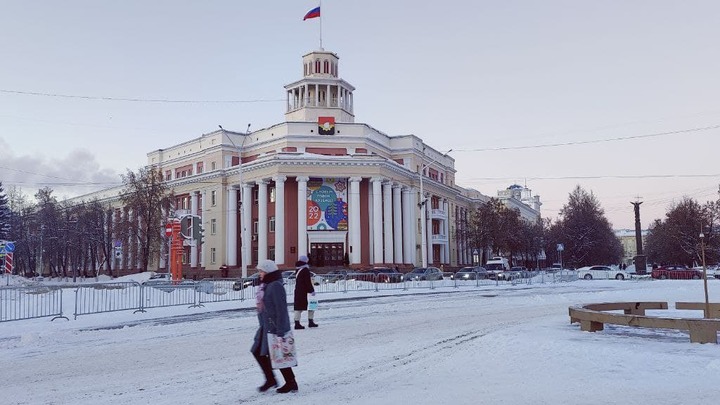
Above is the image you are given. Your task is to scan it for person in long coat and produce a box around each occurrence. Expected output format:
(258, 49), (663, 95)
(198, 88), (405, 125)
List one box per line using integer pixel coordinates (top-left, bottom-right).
(251, 259), (298, 394)
(293, 255), (318, 329)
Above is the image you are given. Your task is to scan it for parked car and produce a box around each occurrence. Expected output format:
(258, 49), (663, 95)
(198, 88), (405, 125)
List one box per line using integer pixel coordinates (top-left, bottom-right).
(361, 267), (403, 283)
(149, 272), (171, 280)
(455, 266), (489, 280)
(232, 273), (261, 291)
(651, 265), (702, 280)
(284, 270), (324, 286)
(405, 267), (444, 281)
(324, 269), (350, 283)
(576, 265), (630, 280)
(498, 266), (531, 281)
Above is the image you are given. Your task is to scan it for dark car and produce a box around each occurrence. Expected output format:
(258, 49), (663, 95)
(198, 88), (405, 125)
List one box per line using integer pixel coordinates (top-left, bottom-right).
(405, 267), (444, 281)
(366, 267), (403, 283)
(651, 265), (702, 280)
(455, 266), (489, 280)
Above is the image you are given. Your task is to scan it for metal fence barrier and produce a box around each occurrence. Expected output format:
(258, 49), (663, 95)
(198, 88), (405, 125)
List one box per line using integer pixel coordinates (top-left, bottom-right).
(74, 282), (143, 319)
(6, 270), (582, 322)
(0, 286), (68, 322)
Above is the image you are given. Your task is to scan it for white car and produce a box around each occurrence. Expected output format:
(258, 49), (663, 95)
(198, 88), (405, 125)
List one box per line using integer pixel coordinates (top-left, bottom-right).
(577, 266), (629, 280)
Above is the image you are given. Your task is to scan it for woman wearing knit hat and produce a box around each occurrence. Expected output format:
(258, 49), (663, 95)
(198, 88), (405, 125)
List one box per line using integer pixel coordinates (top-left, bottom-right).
(250, 259), (298, 394)
(293, 255), (318, 329)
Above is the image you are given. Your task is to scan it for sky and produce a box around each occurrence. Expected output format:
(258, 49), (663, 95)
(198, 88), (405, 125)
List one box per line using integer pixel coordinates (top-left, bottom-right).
(2, 273), (720, 404)
(1, 1), (720, 229)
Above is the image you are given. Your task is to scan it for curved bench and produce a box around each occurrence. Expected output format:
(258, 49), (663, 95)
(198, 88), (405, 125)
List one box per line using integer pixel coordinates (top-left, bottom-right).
(569, 301), (720, 344)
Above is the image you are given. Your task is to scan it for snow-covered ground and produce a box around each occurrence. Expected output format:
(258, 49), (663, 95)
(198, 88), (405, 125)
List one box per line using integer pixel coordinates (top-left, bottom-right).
(2, 276), (719, 405)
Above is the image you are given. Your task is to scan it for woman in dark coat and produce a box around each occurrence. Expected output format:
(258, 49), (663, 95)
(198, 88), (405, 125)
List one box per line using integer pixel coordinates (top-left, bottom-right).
(293, 255), (317, 329)
(251, 260), (298, 394)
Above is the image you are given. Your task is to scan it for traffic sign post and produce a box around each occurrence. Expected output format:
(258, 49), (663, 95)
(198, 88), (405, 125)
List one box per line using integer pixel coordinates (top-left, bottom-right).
(1, 241), (15, 286)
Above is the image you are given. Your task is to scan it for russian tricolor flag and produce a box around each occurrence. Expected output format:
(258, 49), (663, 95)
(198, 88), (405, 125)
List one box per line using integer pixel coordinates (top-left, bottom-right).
(303, 6), (320, 20)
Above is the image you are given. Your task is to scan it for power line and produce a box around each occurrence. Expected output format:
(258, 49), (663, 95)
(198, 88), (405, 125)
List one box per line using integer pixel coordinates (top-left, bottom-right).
(0, 89), (285, 104)
(464, 174), (720, 181)
(452, 124), (720, 152)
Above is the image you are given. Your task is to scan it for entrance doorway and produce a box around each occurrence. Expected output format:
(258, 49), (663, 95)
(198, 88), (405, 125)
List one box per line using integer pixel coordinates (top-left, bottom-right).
(310, 243), (345, 267)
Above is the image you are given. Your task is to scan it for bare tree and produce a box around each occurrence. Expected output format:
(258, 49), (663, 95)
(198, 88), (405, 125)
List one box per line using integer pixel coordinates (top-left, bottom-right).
(120, 167), (172, 272)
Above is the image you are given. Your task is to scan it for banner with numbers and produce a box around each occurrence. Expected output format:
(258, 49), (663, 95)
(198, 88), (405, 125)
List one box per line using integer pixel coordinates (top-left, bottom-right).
(306, 178), (348, 231)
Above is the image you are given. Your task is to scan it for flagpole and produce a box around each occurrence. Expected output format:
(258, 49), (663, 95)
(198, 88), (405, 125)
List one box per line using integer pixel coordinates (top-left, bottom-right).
(319, 0), (323, 49)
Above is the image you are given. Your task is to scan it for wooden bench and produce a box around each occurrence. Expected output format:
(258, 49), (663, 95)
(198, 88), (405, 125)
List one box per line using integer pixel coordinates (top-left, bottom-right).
(569, 301), (720, 344)
(675, 302), (720, 319)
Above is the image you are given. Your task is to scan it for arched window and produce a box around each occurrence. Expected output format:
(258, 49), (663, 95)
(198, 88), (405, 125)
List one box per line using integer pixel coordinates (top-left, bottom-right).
(304, 64), (307, 76)
(315, 59), (321, 73)
(324, 60), (329, 73)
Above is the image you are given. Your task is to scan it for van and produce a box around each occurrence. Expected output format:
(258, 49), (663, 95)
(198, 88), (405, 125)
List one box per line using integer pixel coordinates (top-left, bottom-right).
(485, 257), (510, 278)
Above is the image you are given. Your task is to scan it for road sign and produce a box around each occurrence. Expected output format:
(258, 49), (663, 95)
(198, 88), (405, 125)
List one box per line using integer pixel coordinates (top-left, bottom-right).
(165, 223), (173, 237)
(556, 244), (564, 252)
(5, 252), (13, 274)
(5, 242), (14, 253)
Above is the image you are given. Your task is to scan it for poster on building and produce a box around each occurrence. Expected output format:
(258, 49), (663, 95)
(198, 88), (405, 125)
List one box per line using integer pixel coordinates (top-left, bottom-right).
(307, 177), (348, 231)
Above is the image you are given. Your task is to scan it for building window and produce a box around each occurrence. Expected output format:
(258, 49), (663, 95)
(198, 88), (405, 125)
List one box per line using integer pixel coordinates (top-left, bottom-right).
(270, 187), (276, 203)
(253, 189), (259, 203)
(315, 59), (321, 73)
(323, 60), (329, 73)
(211, 161), (216, 171)
(269, 246), (275, 261)
(269, 216), (276, 232)
(211, 190), (217, 206)
(210, 248), (216, 264)
(211, 218), (217, 235)
(196, 162), (203, 174)
(253, 221), (258, 234)
(165, 170), (171, 181)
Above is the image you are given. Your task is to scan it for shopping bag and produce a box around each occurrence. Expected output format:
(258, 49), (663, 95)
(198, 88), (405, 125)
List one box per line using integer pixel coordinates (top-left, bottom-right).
(267, 330), (298, 369)
(308, 294), (319, 311)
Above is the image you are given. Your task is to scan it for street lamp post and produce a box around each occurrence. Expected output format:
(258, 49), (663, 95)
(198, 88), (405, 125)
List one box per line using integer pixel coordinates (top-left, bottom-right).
(700, 231), (710, 319)
(418, 148), (452, 268)
(221, 125), (252, 279)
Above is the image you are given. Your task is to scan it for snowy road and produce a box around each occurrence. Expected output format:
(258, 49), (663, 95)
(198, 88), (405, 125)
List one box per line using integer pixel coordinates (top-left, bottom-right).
(3, 281), (719, 404)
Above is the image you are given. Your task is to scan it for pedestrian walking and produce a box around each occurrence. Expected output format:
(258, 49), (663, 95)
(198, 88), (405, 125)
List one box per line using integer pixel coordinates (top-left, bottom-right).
(250, 260), (298, 394)
(293, 255), (318, 329)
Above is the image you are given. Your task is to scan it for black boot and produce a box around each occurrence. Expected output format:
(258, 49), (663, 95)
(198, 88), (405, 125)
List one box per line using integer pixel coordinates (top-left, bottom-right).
(294, 321), (305, 330)
(258, 379), (277, 392)
(277, 368), (298, 394)
(308, 320), (319, 328)
(253, 352), (277, 392)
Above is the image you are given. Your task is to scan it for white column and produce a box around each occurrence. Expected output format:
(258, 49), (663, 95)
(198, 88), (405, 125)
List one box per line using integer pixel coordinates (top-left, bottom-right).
(274, 176), (286, 265)
(227, 186), (238, 267)
(383, 181), (394, 264)
(392, 184), (402, 264)
(444, 199), (450, 265)
(242, 184), (253, 270)
(297, 176), (309, 257)
(349, 177), (362, 264)
(367, 180), (374, 264)
(409, 188), (417, 266)
(190, 191), (199, 268)
(402, 187), (412, 265)
(426, 196), (434, 265)
(200, 190), (206, 268)
(371, 178), (383, 264)
(258, 180), (268, 263)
